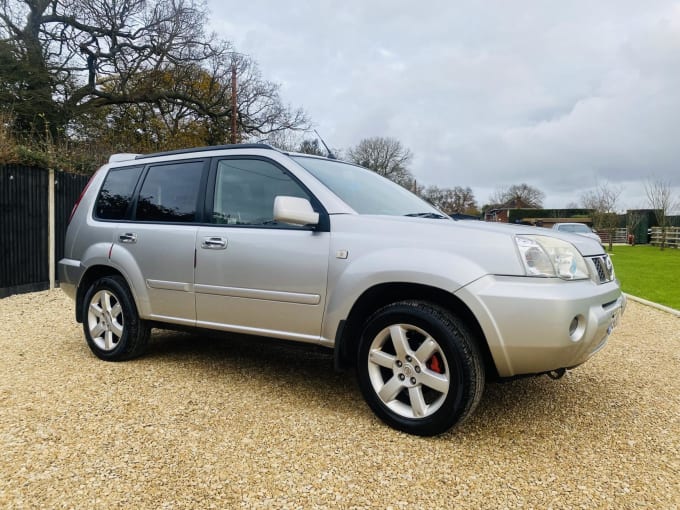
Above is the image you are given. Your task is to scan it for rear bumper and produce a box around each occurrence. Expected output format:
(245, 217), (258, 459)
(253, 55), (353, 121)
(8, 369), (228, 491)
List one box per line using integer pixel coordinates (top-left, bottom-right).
(57, 258), (83, 301)
(456, 275), (626, 377)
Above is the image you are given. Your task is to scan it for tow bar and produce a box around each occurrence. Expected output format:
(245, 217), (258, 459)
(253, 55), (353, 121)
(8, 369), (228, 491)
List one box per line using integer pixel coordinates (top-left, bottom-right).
(546, 368), (567, 380)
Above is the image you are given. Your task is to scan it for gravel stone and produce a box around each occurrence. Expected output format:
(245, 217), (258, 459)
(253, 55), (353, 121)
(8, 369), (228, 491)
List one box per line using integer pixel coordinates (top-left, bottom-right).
(1, 289), (678, 509)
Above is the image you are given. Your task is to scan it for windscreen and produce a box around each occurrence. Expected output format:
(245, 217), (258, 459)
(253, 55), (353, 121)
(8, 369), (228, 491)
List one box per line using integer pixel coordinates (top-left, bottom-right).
(560, 224), (591, 233)
(292, 156), (445, 217)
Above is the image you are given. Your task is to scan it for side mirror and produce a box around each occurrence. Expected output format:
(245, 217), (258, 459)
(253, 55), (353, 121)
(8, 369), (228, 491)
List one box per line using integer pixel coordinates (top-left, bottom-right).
(273, 196), (319, 226)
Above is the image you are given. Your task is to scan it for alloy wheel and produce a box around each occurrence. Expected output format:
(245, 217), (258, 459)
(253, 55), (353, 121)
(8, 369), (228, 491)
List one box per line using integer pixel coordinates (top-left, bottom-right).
(87, 289), (124, 352)
(367, 323), (450, 419)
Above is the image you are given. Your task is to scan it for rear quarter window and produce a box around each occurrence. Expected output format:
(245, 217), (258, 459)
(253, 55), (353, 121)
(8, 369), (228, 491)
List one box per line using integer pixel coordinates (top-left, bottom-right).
(94, 166), (143, 220)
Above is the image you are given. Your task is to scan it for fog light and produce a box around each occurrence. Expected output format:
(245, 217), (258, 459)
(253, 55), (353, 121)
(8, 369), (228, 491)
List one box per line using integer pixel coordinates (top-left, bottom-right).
(569, 317), (579, 335)
(569, 315), (586, 342)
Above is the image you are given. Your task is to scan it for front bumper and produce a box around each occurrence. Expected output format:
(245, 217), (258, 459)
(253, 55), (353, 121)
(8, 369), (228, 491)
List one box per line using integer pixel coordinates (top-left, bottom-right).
(456, 275), (626, 377)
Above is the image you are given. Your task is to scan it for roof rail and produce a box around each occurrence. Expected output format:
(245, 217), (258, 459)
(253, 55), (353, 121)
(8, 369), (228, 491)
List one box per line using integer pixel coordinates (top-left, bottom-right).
(109, 153), (141, 163)
(134, 143), (278, 160)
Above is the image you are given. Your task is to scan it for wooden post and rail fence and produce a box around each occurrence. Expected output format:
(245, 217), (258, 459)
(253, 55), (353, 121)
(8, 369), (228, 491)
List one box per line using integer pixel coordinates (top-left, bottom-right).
(599, 227), (680, 247)
(648, 226), (680, 248)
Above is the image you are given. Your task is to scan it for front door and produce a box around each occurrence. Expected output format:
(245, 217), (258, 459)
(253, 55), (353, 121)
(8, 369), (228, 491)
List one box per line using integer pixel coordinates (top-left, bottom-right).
(194, 157), (329, 342)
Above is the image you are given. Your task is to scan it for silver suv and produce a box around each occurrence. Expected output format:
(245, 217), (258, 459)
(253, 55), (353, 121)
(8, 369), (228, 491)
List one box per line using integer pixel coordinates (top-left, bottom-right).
(60, 144), (625, 436)
(552, 222), (603, 244)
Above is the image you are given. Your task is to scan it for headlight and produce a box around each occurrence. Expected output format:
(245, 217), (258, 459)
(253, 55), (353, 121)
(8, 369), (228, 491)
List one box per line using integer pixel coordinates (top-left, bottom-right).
(515, 235), (590, 280)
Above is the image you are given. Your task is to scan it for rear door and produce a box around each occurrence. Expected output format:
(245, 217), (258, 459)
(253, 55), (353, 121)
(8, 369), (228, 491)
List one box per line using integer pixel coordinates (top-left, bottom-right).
(114, 159), (207, 325)
(194, 157), (330, 342)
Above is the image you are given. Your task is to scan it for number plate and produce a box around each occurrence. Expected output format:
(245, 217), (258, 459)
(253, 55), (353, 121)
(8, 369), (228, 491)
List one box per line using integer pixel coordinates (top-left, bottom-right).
(607, 310), (621, 335)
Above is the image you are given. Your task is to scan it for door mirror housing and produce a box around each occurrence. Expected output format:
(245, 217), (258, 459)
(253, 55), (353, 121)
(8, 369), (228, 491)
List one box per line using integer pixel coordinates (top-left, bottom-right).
(273, 196), (319, 226)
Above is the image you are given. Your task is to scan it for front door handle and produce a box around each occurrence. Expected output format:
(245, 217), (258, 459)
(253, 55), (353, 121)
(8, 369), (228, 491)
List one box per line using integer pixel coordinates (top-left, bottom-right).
(119, 233), (137, 244)
(201, 237), (227, 250)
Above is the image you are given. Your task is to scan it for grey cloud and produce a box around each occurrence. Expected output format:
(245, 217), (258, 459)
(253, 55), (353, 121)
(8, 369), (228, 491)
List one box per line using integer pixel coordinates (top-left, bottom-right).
(210, 0), (680, 209)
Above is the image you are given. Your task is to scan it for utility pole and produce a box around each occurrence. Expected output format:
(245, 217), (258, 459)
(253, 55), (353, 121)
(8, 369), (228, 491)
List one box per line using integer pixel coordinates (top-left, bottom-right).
(231, 64), (238, 144)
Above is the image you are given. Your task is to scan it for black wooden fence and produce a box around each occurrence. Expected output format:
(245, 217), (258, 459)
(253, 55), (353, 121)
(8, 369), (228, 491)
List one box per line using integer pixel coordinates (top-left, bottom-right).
(0, 164), (90, 298)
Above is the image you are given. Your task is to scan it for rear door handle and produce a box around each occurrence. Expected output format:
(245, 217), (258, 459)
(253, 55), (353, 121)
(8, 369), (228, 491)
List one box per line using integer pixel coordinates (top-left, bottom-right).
(201, 237), (227, 250)
(119, 233), (137, 244)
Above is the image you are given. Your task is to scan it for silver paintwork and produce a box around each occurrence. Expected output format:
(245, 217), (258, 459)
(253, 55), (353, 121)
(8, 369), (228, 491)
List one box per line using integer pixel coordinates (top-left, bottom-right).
(108, 153), (141, 163)
(273, 195), (319, 225)
(455, 275), (624, 376)
(114, 223), (197, 323)
(194, 226), (329, 340)
(59, 145), (626, 378)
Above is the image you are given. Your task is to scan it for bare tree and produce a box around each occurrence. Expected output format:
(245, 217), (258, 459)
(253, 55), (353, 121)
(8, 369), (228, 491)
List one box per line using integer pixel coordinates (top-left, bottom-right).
(423, 185), (479, 215)
(490, 183), (545, 209)
(263, 130), (303, 152)
(580, 182), (622, 252)
(0, 0), (307, 142)
(645, 178), (677, 250)
(264, 132), (340, 158)
(297, 139), (326, 156)
(347, 136), (414, 187)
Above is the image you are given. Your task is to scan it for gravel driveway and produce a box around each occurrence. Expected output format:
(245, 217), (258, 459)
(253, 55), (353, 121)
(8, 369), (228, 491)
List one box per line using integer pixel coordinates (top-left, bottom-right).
(1, 289), (678, 509)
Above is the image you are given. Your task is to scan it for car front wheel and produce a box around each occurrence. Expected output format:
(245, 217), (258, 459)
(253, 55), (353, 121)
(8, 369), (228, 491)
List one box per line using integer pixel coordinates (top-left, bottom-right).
(357, 300), (485, 436)
(82, 275), (150, 361)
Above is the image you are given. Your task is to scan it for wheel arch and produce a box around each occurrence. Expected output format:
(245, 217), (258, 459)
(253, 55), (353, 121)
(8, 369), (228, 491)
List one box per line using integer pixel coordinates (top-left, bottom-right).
(76, 265), (135, 323)
(334, 282), (499, 379)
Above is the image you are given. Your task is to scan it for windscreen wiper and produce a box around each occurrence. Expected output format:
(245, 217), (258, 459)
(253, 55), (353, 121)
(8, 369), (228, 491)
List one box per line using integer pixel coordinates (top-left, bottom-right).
(404, 212), (449, 219)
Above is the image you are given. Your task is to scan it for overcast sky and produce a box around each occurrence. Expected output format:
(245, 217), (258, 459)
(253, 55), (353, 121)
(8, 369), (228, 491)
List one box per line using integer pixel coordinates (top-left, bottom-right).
(209, 0), (680, 210)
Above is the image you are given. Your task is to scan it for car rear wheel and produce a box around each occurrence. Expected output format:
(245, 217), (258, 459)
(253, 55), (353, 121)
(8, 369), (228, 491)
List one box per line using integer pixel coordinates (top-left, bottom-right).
(82, 275), (150, 361)
(357, 300), (485, 436)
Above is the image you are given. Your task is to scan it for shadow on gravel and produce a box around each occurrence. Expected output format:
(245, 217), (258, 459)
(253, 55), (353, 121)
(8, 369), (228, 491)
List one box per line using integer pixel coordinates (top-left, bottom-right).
(145, 328), (337, 373)
(141, 328), (361, 413)
(135, 328), (617, 434)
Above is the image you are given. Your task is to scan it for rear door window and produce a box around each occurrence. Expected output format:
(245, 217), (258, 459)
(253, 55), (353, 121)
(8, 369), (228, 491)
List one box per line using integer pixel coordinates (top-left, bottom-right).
(94, 166), (143, 220)
(135, 161), (204, 222)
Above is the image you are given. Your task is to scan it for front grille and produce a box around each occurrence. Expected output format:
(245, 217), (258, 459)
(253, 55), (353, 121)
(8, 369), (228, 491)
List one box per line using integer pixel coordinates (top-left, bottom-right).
(589, 255), (615, 283)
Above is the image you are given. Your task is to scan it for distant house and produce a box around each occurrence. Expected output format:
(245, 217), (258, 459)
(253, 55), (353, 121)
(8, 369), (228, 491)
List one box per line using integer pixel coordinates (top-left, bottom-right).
(484, 207), (510, 223)
(483, 198), (540, 223)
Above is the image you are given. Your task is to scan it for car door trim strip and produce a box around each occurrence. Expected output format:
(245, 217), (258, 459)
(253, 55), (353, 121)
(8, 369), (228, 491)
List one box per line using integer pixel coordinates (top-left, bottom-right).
(194, 283), (321, 305)
(146, 279), (193, 292)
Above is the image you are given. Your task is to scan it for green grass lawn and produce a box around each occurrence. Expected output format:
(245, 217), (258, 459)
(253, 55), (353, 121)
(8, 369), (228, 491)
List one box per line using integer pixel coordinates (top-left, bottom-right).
(608, 245), (680, 310)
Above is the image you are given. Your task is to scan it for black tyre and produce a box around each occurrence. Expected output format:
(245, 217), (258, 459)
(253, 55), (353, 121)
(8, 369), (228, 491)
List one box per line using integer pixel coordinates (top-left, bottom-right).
(82, 275), (150, 361)
(357, 300), (485, 436)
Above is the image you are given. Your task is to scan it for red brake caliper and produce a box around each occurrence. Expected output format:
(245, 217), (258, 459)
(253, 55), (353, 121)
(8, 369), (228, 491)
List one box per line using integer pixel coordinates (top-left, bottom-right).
(427, 353), (443, 374)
